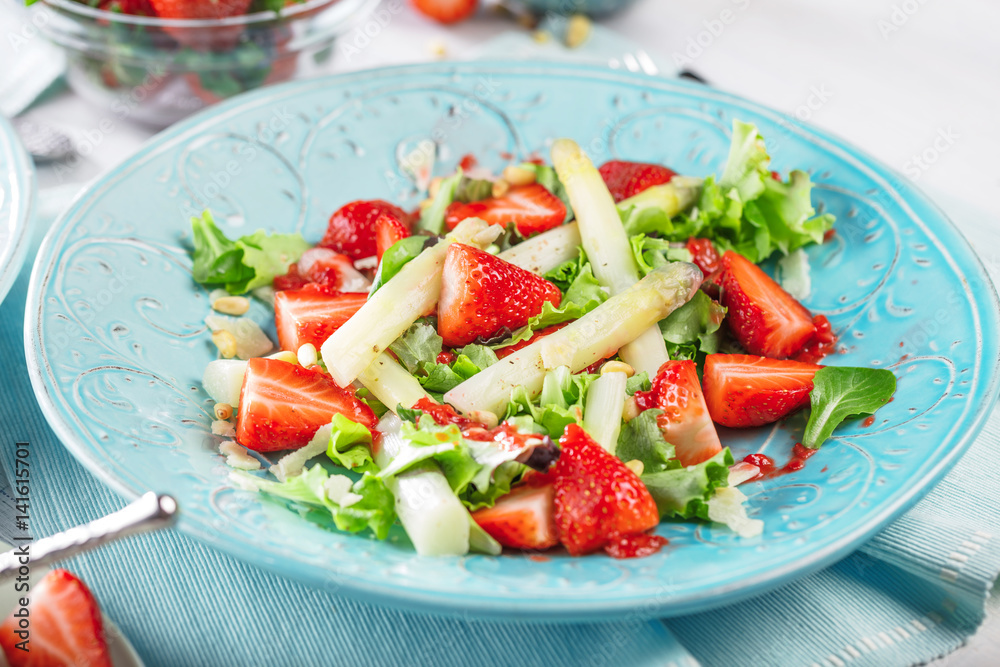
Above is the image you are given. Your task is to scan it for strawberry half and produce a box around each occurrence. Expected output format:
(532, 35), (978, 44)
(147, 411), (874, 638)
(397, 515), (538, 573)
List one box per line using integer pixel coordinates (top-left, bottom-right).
(320, 200), (412, 261)
(0, 569), (111, 667)
(411, 0), (478, 24)
(598, 160), (676, 203)
(471, 482), (559, 550)
(274, 285), (366, 352)
(635, 361), (723, 467)
(438, 243), (562, 347)
(374, 213), (411, 262)
(553, 424), (660, 556)
(717, 250), (817, 359)
(703, 354), (822, 428)
(296, 247), (371, 293)
(444, 183), (566, 237)
(236, 358), (375, 452)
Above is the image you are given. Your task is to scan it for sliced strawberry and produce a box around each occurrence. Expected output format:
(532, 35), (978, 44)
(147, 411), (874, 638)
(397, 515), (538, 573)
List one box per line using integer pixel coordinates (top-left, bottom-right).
(0, 569), (111, 667)
(374, 213), (411, 262)
(634, 361), (723, 467)
(411, 0), (478, 23)
(297, 247), (371, 292)
(717, 250), (816, 359)
(495, 323), (570, 359)
(793, 314), (838, 364)
(98, 0), (154, 14)
(702, 354), (822, 428)
(320, 200), (412, 260)
(438, 243), (562, 347)
(149, 0), (251, 49)
(273, 262), (310, 291)
(552, 424), (659, 556)
(472, 482), (558, 550)
(598, 160), (676, 203)
(274, 285), (366, 352)
(686, 237), (720, 275)
(236, 358), (375, 452)
(444, 183), (566, 237)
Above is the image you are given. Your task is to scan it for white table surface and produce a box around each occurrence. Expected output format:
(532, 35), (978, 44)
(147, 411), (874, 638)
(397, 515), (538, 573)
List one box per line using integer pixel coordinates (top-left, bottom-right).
(16, 0), (1000, 663)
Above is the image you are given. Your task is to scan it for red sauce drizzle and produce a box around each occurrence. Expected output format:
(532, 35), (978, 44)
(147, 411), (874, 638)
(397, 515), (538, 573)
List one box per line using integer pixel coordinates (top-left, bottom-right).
(793, 315), (837, 363)
(743, 453), (775, 476)
(412, 398), (479, 428)
(458, 154), (478, 171)
(527, 555), (550, 563)
(436, 350), (456, 365)
(746, 444), (817, 479)
(604, 533), (668, 559)
(862, 415), (876, 427)
(823, 228), (837, 242)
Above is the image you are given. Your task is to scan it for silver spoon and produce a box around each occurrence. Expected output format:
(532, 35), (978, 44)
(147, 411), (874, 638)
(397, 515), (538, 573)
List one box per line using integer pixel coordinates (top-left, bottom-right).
(0, 492), (177, 582)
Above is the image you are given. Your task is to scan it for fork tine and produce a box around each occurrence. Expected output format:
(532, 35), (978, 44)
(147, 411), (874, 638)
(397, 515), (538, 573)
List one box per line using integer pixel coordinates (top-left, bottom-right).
(635, 50), (659, 76)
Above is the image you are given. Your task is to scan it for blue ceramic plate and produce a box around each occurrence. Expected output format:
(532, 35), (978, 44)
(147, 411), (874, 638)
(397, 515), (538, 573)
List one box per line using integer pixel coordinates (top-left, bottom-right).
(26, 62), (1000, 620)
(0, 116), (33, 306)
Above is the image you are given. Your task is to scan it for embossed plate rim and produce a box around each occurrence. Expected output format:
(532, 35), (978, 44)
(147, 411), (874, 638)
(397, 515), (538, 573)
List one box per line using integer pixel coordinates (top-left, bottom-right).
(24, 62), (1000, 620)
(0, 115), (34, 307)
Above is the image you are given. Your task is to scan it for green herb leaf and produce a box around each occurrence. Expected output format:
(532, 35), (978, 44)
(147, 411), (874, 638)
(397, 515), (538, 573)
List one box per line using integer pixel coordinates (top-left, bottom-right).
(616, 409), (678, 474)
(803, 367), (897, 448)
(370, 235), (432, 294)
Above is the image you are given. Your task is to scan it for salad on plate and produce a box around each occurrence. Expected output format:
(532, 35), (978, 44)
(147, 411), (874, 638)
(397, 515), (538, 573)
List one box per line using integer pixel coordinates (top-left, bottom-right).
(190, 120), (896, 560)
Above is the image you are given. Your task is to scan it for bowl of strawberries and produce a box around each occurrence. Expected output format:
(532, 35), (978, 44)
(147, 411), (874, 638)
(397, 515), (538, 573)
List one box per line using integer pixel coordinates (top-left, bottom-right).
(33, 0), (380, 127)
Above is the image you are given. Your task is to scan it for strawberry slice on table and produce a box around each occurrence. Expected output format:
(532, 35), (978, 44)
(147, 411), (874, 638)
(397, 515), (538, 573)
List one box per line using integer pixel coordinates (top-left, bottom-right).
(411, 0), (478, 24)
(237, 358), (376, 452)
(552, 424), (660, 556)
(635, 360), (723, 467)
(438, 243), (562, 347)
(320, 200), (412, 261)
(471, 482), (559, 550)
(0, 569), (111, 667)
(702, 354), (823, 428)
(716, 250), (817, 359)
(598, 160), (676, 203)
(274, 285), (367, 352)
(374, 213), (411, 262)
(296, 247), (371, 293)
(444, 183), (566, 237)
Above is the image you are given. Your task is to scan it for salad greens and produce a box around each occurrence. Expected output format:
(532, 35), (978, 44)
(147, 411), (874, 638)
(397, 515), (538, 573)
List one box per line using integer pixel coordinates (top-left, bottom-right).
(803, 367), (897, 448)
(326, 414), (378, 474)
(641, 448), (734, 521)
(191, 211), (309, 294)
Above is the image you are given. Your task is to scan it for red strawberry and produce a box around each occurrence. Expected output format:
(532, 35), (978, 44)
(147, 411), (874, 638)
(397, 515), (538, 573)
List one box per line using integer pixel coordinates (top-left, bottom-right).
(717, 250), (817, 359)
(273, 262), (309, 291)
(438, 243), (562, 347)
(411, 0), (478, 23)
(685, 237), (720, 275)
(553, 424), (660, 556)
(149, 0), (252, 50)
(296, 247), (371, 292)
(0, 569), (111, 667)
(321, 200), (412, 261)
(598, 160), (676, 203)
(274, 285), (366, 352)
(444, 183), (566, 237)
(98, 0), (154, 14)
(635, 361), (723, 467)
(374, 213), (411, 262)
(471, 482), (558, 550)
(495, 323), (570, 359)
(702, 354), (822, 428)
(793, 314), (838, 364)
(236, 358), (375, 452)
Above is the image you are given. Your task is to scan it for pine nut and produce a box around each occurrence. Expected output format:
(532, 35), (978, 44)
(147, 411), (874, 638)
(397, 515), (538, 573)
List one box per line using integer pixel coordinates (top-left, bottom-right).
(491, 179), (510, 198)
(297, 343), (318, 368)
(268, 350), (298, 364)
(212, 295), (249, 316)
(214, 403), (233, 421)
(212, 330), (237, 359)
(622, 396), (640, 422)
(625, 459), (644, 476)
(601, 360), (635, 377)
(502, 165), (536, 186)
(565, 14), (592, 49)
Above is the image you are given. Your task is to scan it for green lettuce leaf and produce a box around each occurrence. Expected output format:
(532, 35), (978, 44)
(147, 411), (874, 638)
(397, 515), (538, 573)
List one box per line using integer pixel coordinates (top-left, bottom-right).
(190, 210), (309, 294)
(659, 290), (727, 359)
(504, 366), (596, 436)
(419, 170), (463, 234)
(233, 465), (395, 539)
(626, 371), (651, 395)
(389, 320), (442, 374)
(629, 234), (693, 277)
(743, 170), (836, 258)
(803, 367), (896, 448)
(454, 176), (495, 203)
(641, 448), (733, 520)
(719, 120), (773, 202)
(370, 235), (432, 294)
(462, 461), (522, 511)
(616, 409), (678, 474)
(326, 413), (378, 474)
(415, 344), (498, 396)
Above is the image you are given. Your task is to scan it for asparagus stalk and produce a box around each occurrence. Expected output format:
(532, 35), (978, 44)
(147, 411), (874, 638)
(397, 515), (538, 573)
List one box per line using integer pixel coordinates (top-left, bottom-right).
(550, 139), (672, 377)
(582, 371), (628, 454)
(616, 176), (703, 219)
(497, 222), (581, 275)
(357, 353), (432, 415)
(322, 218), (502, 386)
(445, 262), (702, 416)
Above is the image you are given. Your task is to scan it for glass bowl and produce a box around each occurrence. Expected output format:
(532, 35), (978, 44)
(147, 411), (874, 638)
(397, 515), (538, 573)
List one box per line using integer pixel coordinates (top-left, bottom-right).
(37, 0), (380, 128)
